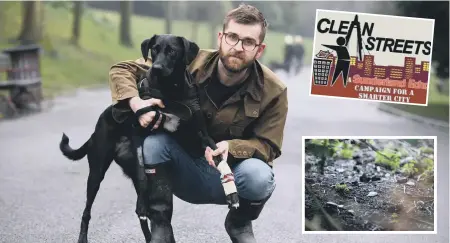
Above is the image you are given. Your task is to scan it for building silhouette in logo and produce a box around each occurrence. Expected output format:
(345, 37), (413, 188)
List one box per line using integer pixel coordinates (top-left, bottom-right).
(405, 57), (415, 79)
(347, 55), (429, 82)
(373, 65), (387, 79)
(313, 50), (429, 86)
(363, 55), (374, 77)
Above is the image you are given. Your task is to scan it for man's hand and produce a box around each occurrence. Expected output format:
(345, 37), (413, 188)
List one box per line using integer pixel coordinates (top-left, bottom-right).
(205, 141), (229, 168)
(129, 97), (165, 130)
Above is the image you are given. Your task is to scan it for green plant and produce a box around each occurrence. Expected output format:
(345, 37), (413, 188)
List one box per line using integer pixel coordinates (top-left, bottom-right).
(329, 141), (358, 159)
(305, 139), (340, 175)
(421, 157), (434, 172)
(390, 213), (399, 223)
(310, 139), (325, 145)
(402, 161), (419, 177)
(306, 139), (337, 157)
(340, 149), (353, 159)
(335, 183), (350, 194)
(419, 147), (434, 155)
(397, 147), (409, 157)
(375, 149), (401, 171)
(340, 142), (353, 159)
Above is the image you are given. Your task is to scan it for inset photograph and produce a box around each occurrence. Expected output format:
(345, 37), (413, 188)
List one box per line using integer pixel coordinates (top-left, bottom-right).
(302, 137), (437, 233)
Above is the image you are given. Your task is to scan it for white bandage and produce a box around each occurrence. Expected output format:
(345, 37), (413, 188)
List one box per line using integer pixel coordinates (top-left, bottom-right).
(217, 160), (237, 196)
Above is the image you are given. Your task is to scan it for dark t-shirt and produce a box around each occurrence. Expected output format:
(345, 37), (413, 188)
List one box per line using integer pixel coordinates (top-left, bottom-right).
(205, 65), (248, 108)
(206, 77), (245, 108)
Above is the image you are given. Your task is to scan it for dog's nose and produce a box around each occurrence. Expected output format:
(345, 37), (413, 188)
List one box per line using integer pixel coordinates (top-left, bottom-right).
(151, 64), (163, 76)
(152, 64), (163, 73)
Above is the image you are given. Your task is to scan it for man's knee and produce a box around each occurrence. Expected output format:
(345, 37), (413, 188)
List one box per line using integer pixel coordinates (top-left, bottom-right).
(233, 158), (276, 201)
(142, 132), (173, 165)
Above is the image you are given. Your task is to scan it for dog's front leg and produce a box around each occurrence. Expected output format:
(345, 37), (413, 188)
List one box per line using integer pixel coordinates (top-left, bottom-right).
(131, 106), (159, 221)
(130, 130), (149, 221)
(135, 157), (149, 220)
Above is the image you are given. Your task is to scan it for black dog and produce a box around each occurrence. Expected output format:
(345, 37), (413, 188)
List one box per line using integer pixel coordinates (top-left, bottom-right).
(59, 35), (202, 243)
(60, 34), (239, 243)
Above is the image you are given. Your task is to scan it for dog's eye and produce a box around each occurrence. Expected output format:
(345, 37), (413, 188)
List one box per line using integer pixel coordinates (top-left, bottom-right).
(168, 49), (176, 55)
(153, 45), (160, 53)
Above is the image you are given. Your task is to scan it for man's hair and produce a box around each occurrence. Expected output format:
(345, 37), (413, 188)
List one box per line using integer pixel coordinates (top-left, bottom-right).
(222, 3), (268, 43)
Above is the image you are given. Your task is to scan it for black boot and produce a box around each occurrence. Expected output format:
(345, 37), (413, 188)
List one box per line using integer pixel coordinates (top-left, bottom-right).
(225, 196), (270, 243)
(145, 162), (176, 243)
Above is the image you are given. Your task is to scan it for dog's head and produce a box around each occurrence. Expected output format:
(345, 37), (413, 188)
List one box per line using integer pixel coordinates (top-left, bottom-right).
(141, 34), (200, 78)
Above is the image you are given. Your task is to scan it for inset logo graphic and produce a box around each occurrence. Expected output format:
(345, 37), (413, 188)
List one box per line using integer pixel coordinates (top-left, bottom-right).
(310, 10), (434, 106)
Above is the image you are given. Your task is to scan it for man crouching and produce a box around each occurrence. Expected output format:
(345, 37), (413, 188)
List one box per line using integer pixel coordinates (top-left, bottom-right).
(108, 4), (288, 243)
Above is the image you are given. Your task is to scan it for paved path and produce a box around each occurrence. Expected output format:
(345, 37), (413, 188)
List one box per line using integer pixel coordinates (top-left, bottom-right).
(0, 66), (448, 243)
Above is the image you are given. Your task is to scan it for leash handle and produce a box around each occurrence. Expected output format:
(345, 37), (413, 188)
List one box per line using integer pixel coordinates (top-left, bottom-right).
(215, 153), (239, 209)
(132, 106), (154, 131)
(133, 106), (166, 134)
(208, 142), (221, 167)
(134, 106), (155, 118)
(207, 139), (239, 209)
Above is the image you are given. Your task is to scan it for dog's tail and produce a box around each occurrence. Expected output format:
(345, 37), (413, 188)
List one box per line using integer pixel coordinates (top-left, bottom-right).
(59, 133), (89, 161)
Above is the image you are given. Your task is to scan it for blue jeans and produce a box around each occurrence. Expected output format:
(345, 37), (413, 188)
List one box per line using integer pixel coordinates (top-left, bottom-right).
(142, 132), (276, 204)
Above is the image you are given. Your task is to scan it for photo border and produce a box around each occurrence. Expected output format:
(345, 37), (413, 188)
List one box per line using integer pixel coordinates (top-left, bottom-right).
(301, 135), (438, 235)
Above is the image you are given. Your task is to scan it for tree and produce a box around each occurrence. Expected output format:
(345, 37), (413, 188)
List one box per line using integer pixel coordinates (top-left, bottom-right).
(281, 2), (301, 34)
(206, 1), (233, 49)
(0, 2), (16, 40)
(396, 1), (449, 90)
(17, 1), (42, 44)
(164, 1), (173, 34)
(71, 1), (84, 46)
(185, 2), (205, 42)
(119, 0), (133, 47)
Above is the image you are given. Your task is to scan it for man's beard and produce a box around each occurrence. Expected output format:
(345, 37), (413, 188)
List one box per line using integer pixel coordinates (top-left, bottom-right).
(219, 44), (256, 73)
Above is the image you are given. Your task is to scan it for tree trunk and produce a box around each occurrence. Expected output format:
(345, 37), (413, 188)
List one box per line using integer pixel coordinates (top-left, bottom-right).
(71, 1), (84, 46)
(164, 1), (172, 34)
(18, 1), (41, 44)
(188, 3), (204, 43)
(37, 0), (45, 42)
(210, 24), (216, 49)
(191, 22), (198, 43)
(119, 0), (133, 47)
(207, 0), (232, 49)
(0, 2), (6, 40)
(207, 2), (218, 49)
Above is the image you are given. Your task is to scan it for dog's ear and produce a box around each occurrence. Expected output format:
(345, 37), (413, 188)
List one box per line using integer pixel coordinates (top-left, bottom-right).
(178, 37), (200, 65)
(141, 35), (158, 62)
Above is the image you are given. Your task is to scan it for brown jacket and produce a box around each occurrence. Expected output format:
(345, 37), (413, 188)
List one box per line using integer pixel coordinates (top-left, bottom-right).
(109, 49), (288, 167)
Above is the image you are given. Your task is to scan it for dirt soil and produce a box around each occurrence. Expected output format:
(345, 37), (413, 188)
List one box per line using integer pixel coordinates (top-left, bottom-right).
(304, 139), (435, 231)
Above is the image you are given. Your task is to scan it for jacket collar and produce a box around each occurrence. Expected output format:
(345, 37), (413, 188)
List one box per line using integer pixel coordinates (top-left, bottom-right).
(195, 51), (264, 102)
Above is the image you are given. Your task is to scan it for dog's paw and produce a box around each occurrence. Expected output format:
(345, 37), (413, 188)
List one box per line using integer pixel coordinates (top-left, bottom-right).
(135, 195), (148, 220)
(162, 113), (180, 132)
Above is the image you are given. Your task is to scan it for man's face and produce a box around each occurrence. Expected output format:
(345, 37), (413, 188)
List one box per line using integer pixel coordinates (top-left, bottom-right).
(218, 19), (266, 73)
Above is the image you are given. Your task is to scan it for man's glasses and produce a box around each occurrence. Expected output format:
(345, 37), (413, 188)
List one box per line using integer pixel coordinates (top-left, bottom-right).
(223, 32), (261, 51)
